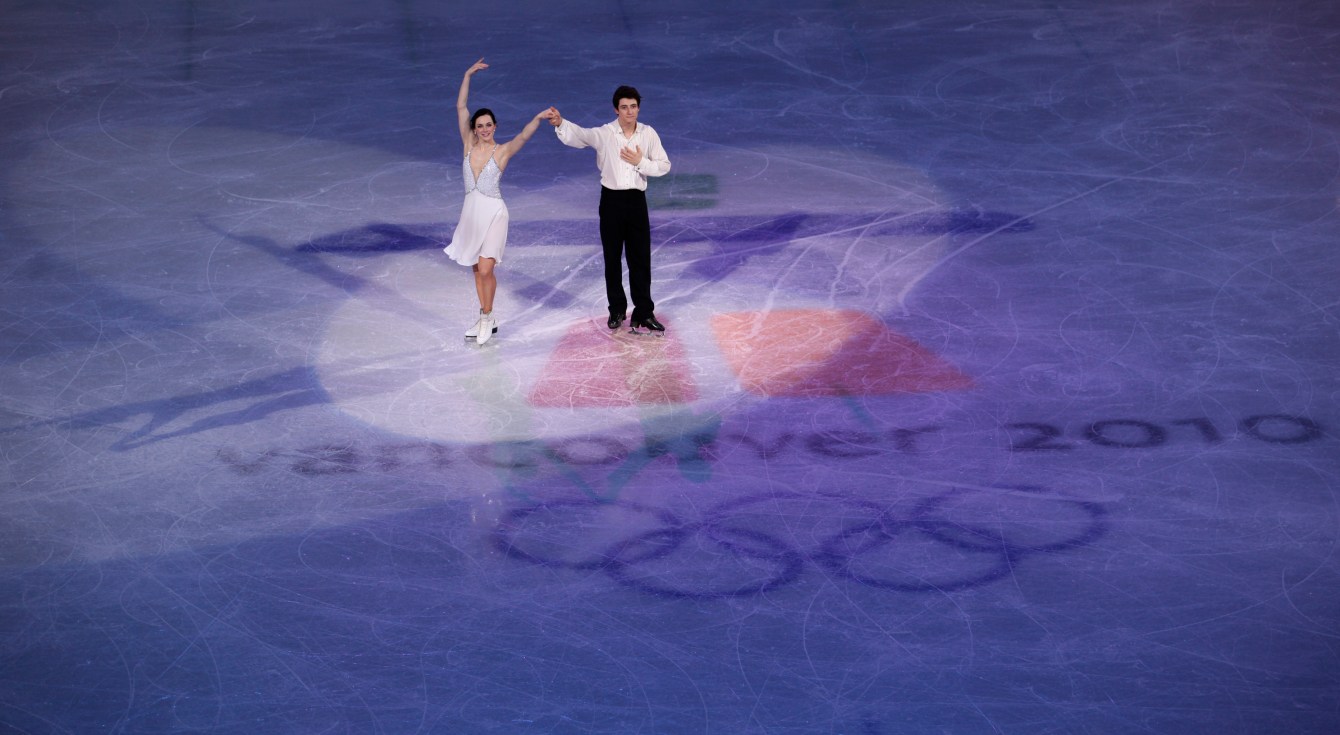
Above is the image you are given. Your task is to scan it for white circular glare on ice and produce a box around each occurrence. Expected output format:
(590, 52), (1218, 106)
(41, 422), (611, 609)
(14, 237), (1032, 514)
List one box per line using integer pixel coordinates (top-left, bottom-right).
(316, 146), (954, 445)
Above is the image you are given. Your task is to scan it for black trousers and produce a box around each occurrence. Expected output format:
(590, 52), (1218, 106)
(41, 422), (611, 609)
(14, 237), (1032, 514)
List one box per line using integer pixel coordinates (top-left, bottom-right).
(598, 186), (654, 321)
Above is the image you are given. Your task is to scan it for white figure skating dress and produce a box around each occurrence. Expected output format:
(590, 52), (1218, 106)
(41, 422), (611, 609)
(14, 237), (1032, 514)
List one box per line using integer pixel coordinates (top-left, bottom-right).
(444, 145), (508, 266)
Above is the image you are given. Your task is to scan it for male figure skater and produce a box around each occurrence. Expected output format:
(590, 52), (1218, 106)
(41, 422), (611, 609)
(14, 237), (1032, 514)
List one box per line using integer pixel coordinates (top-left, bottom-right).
(546, 86), (671, 332)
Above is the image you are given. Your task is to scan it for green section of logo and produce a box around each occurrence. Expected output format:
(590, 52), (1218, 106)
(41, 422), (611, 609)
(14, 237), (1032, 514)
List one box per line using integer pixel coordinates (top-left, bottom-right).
(648, 173), (718, 210)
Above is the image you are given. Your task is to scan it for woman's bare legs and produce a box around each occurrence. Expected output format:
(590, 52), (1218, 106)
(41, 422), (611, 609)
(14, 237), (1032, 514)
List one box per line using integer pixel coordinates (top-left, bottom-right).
(470, 258), (499, 343)
(473, 257), (497, 313)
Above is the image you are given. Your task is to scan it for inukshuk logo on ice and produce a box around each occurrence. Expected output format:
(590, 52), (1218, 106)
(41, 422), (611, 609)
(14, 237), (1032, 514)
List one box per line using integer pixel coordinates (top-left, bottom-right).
(316, 146), (1015, 446)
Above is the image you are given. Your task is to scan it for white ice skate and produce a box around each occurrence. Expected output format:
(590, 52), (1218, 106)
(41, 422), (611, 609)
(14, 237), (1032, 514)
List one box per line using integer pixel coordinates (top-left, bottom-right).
(475, 312), (497, 345)
(465, 310), (498, 340)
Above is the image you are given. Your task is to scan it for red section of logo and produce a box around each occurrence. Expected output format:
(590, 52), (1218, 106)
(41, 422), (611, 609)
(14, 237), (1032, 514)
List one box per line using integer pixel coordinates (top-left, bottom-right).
(711, 309), (973, 397)
(528, 319), (699, 407)
(527, 310), (972, 407)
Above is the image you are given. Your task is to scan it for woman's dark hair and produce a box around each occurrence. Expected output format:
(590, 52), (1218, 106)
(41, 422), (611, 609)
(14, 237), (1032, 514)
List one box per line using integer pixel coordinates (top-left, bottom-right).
(470, 108), (496, 130)
(611, 86), (641, 109)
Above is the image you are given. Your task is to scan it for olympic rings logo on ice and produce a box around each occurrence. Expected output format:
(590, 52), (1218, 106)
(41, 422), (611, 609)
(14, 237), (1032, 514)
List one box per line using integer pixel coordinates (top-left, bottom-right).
(492, 485), (1107, 599)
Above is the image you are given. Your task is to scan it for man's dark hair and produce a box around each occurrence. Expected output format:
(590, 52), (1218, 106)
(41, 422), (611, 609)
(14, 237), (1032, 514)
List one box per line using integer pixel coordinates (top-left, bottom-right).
(612, 85), (641, 109)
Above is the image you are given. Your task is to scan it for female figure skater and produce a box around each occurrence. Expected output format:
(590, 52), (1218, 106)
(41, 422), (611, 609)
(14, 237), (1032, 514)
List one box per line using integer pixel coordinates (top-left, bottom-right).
(444, 58), (552, 344)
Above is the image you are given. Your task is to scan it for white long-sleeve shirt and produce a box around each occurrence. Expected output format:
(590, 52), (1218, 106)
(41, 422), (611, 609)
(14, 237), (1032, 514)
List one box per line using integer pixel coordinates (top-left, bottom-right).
(554, 119), (671, 191)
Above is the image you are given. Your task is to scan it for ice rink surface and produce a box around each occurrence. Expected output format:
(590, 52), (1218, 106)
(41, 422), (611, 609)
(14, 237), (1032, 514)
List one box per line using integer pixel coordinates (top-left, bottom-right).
(2, 1), (1338, 732)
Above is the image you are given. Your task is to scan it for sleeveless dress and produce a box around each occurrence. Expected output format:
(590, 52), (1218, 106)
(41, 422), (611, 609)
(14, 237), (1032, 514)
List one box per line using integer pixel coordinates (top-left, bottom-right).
(444, 145), (508, 266)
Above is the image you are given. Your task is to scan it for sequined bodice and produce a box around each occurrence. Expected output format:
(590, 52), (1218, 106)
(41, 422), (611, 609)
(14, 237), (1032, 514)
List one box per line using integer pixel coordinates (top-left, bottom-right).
(463, 146), (502, 199)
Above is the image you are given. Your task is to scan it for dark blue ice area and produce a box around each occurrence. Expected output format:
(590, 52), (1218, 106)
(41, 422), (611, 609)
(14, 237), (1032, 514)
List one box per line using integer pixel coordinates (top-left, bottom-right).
(2, 1), (1338, 733)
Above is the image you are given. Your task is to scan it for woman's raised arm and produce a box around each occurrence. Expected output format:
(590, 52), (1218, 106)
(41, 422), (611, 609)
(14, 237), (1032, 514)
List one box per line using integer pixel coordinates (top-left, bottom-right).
(456, 58), (488, 148)
(497, 110), (551, 170)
